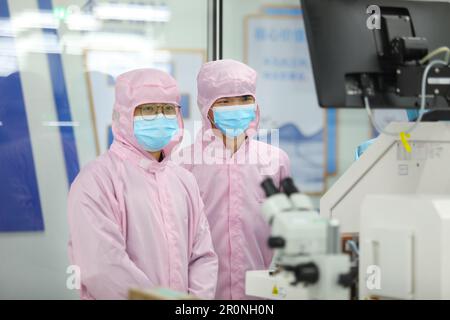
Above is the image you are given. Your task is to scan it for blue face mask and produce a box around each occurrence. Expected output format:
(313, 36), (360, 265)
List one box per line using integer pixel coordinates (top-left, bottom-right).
(212, 104), (256, 137)
(134, 114), (179, 152)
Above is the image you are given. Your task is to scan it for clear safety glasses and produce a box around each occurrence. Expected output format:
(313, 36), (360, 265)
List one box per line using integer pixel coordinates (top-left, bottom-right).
(136, 103), (179, 120)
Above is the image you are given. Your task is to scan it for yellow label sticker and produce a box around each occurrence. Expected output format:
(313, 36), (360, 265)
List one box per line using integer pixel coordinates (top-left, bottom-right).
(400, 132), (412, 153)
(272, 285), (278, 296)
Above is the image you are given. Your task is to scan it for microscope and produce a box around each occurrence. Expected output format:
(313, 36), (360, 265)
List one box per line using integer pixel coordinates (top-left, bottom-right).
(245, 177), (354, 300)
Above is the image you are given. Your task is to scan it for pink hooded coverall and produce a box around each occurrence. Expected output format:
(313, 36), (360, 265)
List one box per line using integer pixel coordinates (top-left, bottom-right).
(67, 69), (218, 300)
(175, 60), (291, 299)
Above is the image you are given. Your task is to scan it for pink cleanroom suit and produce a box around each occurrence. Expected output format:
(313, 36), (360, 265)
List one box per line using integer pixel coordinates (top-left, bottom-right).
(67, 69), (218, 299)
(174, 60), (291, 299)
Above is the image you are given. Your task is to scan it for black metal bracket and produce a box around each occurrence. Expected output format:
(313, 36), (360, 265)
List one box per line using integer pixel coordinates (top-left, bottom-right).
(396, 65), (450, 103)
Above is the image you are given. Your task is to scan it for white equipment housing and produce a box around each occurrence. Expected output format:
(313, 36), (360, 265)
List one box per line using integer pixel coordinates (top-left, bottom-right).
(320, 122), (450, 299)
(359, 195), (450, 299)
(320, 122), (450, 233)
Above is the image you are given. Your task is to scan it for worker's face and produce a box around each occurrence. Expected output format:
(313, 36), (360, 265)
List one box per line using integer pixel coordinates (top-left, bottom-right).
(208, 95), (255, 124)
(133, 103), (180, 153)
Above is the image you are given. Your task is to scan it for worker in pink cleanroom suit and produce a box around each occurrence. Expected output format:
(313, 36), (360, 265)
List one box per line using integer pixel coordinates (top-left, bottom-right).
(173, 60), (291, 299)
(67, 68), (218, 299)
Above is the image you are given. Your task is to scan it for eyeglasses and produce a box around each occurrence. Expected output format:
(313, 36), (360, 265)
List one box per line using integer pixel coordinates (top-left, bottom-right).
(137, 104), (179, 120)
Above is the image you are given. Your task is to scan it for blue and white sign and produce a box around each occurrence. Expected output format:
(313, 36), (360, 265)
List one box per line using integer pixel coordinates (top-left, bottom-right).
(246, 15), (325, 193)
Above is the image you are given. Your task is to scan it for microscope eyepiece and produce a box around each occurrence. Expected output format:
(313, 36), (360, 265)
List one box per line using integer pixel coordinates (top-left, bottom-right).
(261, 178), (279, 197)
(281, 177), (299, 196)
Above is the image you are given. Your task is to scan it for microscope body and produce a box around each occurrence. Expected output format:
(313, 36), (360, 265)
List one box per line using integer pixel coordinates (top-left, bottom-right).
(245, 178), (352, 300)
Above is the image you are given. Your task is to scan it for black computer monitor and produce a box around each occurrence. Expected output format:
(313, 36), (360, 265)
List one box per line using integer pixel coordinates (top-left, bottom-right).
(301, 0), (450, 109)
